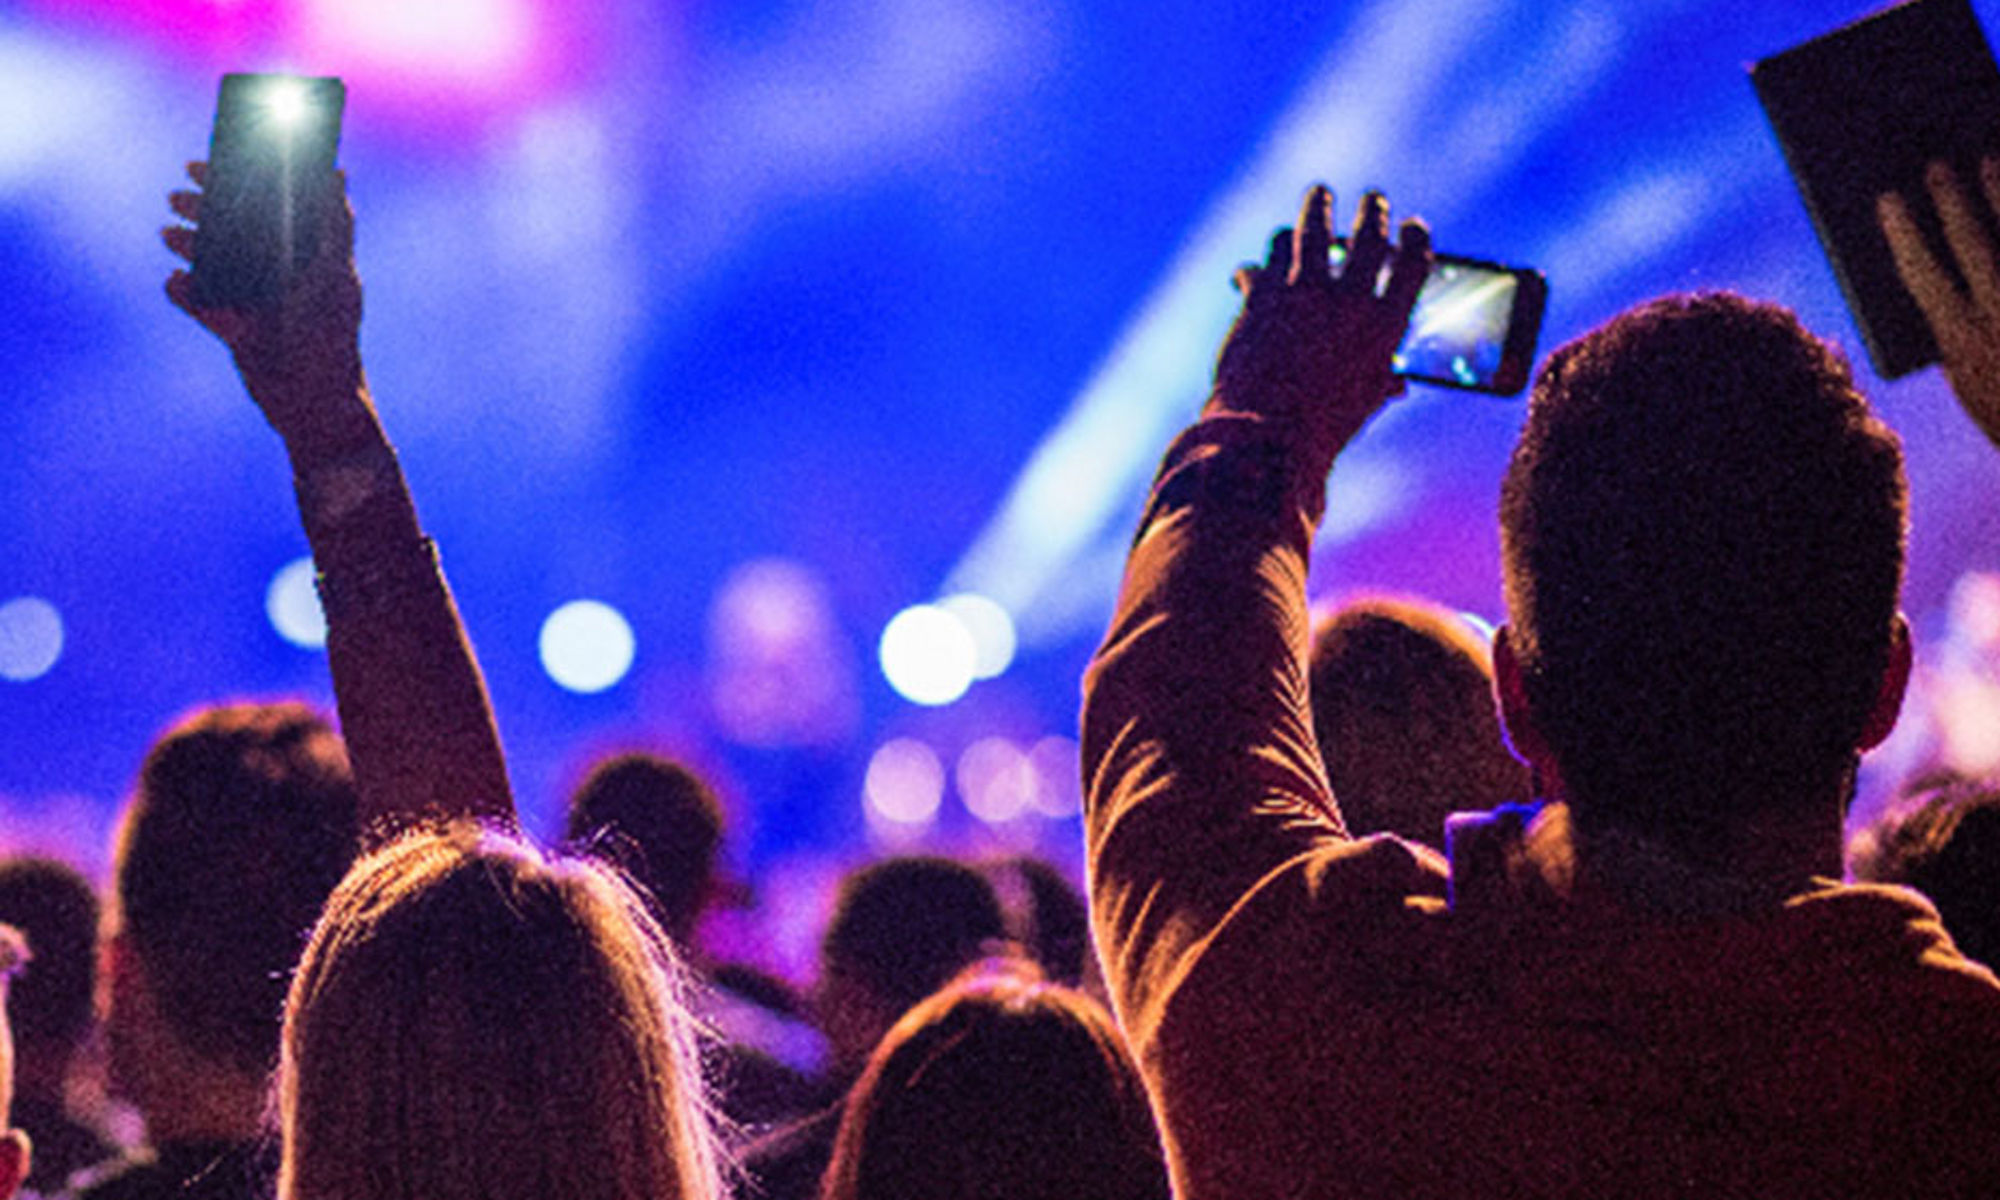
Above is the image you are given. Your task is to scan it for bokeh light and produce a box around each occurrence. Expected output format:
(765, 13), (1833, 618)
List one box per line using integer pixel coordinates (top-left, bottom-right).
(708, 559), (857, 747)
(1027, 735), (1083, 818)
(0, 598), (64, 683)
(956, 736), (1036, 825)
(939, 592), (1016, 680)
(539, 600), (636, 694)
(864, 738), (944, 827)
(879, 604), (977, 707)
(266, 557), (328, 650)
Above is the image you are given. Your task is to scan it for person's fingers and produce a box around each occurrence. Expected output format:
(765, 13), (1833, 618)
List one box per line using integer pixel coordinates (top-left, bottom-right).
(1265, 225), (1296, 294)
(1929, 160), (2000, 312)
(1291, 185), (1335, 288)
(1233, 263), (1262, 297)
(168, 190), (201, 222)
(1382, 216), (1433, 325)
(165, 271), (249, 344)
(160, 225), (195, 263)
(1342, 191), (1392, 297)
(186, 160), (207, 186)
(1880, 189), (1962, 327)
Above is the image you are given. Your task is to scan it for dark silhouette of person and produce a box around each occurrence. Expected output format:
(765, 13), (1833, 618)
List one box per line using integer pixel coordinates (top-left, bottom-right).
(0, 856), (117, 1192)
(1082, 184), (2000, 1198)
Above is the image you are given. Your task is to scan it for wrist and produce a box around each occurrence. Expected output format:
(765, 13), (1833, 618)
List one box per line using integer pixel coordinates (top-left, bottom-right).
(264, 370), (382, 471)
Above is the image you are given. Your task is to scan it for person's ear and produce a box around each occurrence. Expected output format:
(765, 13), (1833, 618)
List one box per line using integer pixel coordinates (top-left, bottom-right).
(1856, 614), (1914, 752)
(1491, 626), (1550, 769)
(0, 1128), (31, 1200)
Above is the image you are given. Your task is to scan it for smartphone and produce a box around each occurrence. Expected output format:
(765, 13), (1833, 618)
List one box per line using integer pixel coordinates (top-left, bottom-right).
(1332, 241), (1548, 396)
(1752, 0), (2000, 378)
(189, 73), (346, 309)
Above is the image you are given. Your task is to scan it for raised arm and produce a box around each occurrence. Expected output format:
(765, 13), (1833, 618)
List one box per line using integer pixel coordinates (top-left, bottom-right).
(1879, 156), (2000, 446)
(1080, 186), (1434, 1047)
(162, 163), (514, 831)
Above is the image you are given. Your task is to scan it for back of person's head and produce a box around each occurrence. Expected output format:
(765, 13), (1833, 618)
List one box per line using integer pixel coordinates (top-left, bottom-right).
(823, 957), (1168, 1200)
(114, 701), (359, 1074)
(279, 822), (720, 1200)
(0, 857), (99, 1068)
(822, 857), (1005, 1015)
(817, 857), (1005, 1075)
(1851, 774), (2000, 967)
(1498, 293), (1907, 854)
(1308, 595), (1530, 846)
(0, 927), (34, 1200)
(564, 753), (726, 944)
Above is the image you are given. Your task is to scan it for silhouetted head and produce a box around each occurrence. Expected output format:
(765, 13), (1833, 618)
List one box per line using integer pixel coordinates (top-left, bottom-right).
(824, 957), (1169, 1200)
(0, 926), (35, 1200)
(1498, 294), (1908, 856)
(1851, 774), (2000, 968)
(110, 702), (359, 1098)
(565, 753), (726, 944)
(1308, 596), (1530, 846)
(0, 856), (99, 1071)
(280, 823), (721, 1200)
(818, 857), (1005, 1076)
(984, 855), (1091, 987)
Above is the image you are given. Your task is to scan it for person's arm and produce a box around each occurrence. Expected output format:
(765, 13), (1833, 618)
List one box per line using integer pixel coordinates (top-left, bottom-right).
(1080, 186), (1435, 1049)
(1878, 156), (2000, 446)
(162, 163), (514, 831)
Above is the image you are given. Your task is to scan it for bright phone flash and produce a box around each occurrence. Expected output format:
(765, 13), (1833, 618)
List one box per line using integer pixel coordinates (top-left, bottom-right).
(260, 78), (312, 128)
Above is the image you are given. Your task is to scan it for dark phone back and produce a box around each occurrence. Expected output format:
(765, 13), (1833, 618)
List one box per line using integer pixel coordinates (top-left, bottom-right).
(1752, 0), (2000, 380)
(188, 74), (346, 310)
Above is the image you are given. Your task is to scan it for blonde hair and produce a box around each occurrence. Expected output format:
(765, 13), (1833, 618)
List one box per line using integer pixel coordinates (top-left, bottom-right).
(279, 823), (721, 1200)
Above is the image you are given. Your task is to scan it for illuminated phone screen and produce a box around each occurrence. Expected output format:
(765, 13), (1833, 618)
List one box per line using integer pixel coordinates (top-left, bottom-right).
(1394, 260), (1521, 389)
(1329, 243), (1540, 394)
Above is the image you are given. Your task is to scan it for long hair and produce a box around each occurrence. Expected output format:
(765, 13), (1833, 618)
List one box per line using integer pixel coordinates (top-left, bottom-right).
(823, 957), (1169, 1200)
(279, 823), (722, 1200)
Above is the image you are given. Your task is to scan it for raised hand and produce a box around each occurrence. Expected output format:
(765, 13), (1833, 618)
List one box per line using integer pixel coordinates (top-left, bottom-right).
(1879, 157), (2000, 446)
(162, 161), (380, 469)
(1210, 185), (1431, 472)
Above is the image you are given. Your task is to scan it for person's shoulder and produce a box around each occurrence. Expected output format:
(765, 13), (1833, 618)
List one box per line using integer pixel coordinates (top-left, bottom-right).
(1787, 880), (2000, 1010)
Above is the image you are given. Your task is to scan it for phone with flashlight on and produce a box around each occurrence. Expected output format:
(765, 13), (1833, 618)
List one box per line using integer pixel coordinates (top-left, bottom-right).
(189, 73), (346, 309)
(1332, 240), (1548, 396)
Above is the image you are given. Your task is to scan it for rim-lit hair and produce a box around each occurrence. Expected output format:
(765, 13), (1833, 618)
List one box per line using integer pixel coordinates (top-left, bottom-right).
(823, 957), (1169, 1200)
(280, 823), (722, 1200)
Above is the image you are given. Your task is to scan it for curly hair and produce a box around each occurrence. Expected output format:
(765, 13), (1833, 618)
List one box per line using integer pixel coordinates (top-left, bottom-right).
(1499, 293), (1906, 848)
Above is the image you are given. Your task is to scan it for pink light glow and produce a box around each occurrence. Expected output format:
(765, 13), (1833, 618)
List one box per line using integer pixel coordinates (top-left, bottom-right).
(29, 0), (604, 123)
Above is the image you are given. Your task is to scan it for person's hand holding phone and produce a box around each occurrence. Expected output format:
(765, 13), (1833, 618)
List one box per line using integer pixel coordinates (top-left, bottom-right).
(1879, 158), (2000, 446)
(1208, 185), (1431, 475)
(162, 161), (382, 472)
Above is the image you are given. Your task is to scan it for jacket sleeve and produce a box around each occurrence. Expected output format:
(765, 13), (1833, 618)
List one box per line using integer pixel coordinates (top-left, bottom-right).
(1080, 411), (1356, 1055)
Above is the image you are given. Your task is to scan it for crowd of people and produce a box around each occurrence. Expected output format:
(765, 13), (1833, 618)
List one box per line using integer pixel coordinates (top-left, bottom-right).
(0, 127), (1996, 1200)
